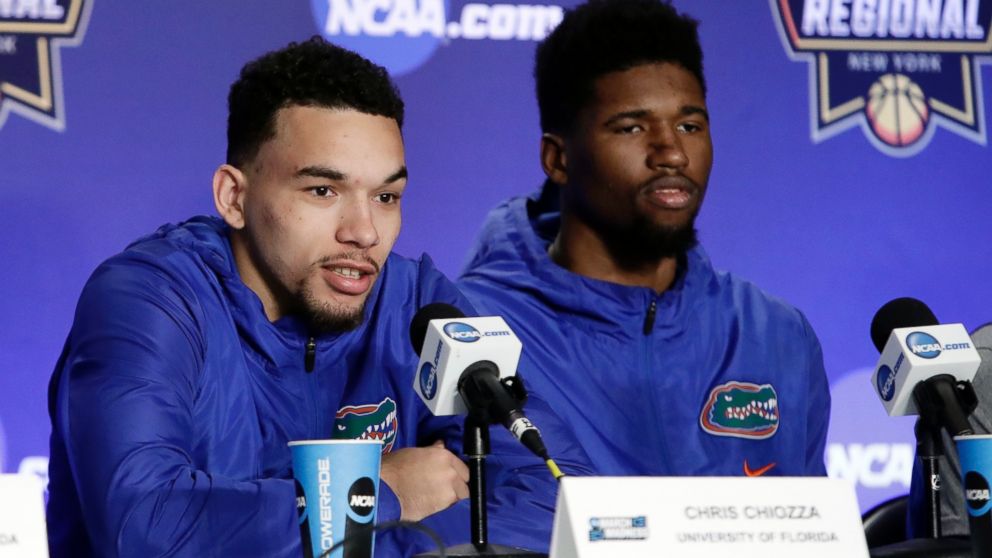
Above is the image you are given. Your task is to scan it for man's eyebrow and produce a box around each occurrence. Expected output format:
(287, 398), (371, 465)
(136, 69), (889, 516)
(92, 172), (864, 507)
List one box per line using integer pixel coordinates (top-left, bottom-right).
(295, 165), (407, 184)
(682, 105), (710, 122)
(384, 166), (408, 184)
(602, 106), (711, 126)
(296, 165), (346, 181)
(603, 110), (649, 127)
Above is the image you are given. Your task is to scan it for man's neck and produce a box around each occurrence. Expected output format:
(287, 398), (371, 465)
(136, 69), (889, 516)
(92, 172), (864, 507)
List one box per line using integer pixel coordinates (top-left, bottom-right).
(548, 218), (680, 294)
(228, 230), (283, 322)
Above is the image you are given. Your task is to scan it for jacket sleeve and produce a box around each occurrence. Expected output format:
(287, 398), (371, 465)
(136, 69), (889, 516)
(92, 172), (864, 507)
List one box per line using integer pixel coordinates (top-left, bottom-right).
(800, 313), (831, 476)
(51, 259), (300, 557)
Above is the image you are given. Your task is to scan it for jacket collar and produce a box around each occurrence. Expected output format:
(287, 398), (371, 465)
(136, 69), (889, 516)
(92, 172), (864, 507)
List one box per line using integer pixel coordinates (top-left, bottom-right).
(462, 181), (720, 326)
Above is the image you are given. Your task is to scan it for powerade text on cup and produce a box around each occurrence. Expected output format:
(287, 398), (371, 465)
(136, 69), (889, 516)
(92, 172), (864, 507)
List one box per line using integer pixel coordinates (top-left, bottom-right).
(289, 440), (382, 558)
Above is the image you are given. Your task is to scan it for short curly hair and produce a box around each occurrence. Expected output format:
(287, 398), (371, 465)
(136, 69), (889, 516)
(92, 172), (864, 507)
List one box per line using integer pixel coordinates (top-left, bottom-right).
(535, 0), (705, 134)
(226, 37), (404, 167)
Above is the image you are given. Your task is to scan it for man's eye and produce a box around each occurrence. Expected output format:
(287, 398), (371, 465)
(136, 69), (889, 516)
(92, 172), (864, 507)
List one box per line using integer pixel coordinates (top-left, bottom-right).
(617, 124), (644, 134)
(375, 193), (400, 204)
(677, 122), (703, 133)
(310, 187), (332, 197)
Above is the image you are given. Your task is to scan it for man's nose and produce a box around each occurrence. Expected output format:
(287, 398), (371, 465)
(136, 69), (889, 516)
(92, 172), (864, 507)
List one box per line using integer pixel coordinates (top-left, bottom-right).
(335, 198), (380, 249)
(646, 126), (688, 170)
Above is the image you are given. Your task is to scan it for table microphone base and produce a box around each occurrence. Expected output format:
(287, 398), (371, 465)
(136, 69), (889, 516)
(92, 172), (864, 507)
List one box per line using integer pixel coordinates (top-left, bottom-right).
(415, 543), (546, 557)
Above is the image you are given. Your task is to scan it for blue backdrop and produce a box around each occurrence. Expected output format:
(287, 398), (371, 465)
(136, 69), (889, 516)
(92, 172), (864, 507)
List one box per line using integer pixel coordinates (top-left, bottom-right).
(2, 0), (990, 513)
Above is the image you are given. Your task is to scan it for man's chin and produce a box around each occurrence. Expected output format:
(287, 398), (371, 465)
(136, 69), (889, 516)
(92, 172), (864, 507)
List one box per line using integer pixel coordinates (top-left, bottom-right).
(299, 290), (369, 334)
(603, 221), (698, 269)
(305, 304), (366, 334)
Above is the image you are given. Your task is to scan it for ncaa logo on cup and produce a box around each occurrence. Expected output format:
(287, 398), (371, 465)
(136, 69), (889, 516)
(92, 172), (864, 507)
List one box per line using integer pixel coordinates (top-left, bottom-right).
(294, 479), (309, 519)
(444, 322), (481, 343)
(876, 365), (897, 401)
(906, 331), (942, 359)
(966, 471), (992, 516)
(348, 476), (377, 518)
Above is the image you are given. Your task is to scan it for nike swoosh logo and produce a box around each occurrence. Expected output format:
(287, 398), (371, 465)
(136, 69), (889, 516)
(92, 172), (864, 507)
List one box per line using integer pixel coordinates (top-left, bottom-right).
(743, 460), (776, 477)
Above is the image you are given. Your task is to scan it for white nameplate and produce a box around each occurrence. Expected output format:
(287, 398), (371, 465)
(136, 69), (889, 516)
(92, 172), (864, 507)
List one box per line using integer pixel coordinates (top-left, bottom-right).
(550, 477), (868, 558)
(0, 474), (49, 557)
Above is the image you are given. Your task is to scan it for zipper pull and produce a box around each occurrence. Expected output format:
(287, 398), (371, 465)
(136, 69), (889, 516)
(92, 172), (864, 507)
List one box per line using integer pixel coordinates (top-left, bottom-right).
(643, 300), (657, 335)
(305, 337), (316, 372)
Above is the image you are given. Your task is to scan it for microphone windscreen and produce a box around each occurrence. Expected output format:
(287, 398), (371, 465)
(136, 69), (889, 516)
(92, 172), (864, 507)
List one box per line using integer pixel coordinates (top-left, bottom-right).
(409, 303), (465, 354)
(870, 297), (939, 352)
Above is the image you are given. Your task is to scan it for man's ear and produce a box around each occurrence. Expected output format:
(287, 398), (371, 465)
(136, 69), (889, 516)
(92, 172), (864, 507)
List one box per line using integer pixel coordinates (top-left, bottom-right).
(540, 133), (568, 186)
(213, 164), (248, 229)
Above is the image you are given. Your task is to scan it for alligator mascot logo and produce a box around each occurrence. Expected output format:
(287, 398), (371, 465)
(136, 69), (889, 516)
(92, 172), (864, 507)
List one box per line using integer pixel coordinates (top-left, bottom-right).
(0, 0), (92, 132)
(771, 0), (992, 157)
(700, 381), (780, 439)
(334, 397), (398, 452)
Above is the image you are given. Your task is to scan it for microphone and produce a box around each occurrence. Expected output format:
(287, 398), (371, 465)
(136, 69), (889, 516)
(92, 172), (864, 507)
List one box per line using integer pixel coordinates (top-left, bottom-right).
(870, 297), (980, 436)
(409, 303), (552, 461)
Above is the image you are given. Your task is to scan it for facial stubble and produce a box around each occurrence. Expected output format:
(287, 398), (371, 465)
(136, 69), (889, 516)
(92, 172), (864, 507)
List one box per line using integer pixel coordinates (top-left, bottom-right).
(298, 280), (367, 333)
(295, 254), (382, 334)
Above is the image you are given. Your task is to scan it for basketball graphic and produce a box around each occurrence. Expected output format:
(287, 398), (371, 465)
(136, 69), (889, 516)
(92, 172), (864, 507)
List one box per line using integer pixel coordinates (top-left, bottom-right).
(866, 74), (929, 147)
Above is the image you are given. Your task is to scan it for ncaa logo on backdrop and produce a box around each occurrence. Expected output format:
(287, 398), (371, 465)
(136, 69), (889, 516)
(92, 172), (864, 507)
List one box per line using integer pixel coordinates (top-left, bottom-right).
(310, 0), (564, 75)
(0, 0), (92, 132)
(771, 0), (992, 157)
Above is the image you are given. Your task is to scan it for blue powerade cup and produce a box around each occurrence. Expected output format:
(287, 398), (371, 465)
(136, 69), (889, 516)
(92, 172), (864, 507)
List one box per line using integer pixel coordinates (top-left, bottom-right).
(956, 434), (992, 558)
(289, 439), (383, 558)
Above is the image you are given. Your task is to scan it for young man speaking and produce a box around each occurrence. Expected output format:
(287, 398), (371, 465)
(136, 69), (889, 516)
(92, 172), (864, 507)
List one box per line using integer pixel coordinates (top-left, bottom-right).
(47, 38), (472, 557)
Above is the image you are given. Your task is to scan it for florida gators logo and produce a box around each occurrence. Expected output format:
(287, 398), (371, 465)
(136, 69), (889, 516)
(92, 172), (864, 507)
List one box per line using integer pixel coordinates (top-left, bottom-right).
(334, 397), (398, 453)
(700, 381), (779, 439)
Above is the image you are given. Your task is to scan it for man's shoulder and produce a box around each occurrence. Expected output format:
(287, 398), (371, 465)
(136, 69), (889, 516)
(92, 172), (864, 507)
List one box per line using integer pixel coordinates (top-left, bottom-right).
(707, 266), (815, 339)
(461, 191), (546, 277)
(382, 252), (446, 292)
(379, 252), (475, 315)
(80, 218), (230, 313)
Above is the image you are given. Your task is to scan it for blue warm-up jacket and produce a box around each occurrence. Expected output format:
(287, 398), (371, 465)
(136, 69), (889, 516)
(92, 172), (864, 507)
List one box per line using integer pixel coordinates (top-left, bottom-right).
(47, 216), (479, 557)
(455, 183), (832, 551)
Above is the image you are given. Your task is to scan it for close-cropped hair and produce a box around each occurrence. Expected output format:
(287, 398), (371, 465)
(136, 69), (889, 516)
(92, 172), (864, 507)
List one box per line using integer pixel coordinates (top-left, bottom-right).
(535, 0), (705, 134)
(226, 36), (404, 167)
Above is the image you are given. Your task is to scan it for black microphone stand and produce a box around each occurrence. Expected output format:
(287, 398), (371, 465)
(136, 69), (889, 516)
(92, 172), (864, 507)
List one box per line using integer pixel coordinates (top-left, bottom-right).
(869, 378), (979, 557)
(416, 371), (545, 558)
(912, 383), (945, 539)
(910, 376), (977, 540)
